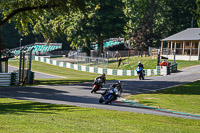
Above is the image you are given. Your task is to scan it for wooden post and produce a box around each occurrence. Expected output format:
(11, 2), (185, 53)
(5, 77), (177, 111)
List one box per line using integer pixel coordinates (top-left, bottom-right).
(167, 42), (169, 58)
(189, 41), (192, 61)
(180, 41), (183, 54)
(167, 42), (169, 51)
(171, 41), (173, 52)
(190, 41), (192, 56)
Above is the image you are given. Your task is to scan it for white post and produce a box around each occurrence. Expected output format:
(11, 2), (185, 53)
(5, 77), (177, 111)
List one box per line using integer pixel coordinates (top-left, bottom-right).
(173, 49), (176, 64)
(20, 38), (23, 47)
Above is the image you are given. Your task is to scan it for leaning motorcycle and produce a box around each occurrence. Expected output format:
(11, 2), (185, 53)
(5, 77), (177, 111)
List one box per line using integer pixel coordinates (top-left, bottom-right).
(99, 81), (123, 104)
(136, 67), (145, 80)
(91, 78), (104, 93)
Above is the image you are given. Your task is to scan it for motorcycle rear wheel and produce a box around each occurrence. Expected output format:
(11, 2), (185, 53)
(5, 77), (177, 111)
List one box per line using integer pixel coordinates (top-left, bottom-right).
(99, 96), (104, 103)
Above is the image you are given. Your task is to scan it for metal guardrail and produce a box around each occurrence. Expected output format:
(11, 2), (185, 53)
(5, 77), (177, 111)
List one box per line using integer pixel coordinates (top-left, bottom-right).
(0, 73), (11, 86)
(0, 72), (19, 86)
(74, 56), (108, 68)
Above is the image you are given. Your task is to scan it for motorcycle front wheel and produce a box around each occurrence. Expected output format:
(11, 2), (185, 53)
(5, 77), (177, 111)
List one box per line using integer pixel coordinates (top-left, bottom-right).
(91, 86), (97, 93)
(105, 95), (115, 104)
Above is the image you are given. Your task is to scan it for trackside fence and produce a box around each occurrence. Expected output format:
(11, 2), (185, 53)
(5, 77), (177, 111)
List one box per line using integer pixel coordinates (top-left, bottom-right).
(34, 56), (177, 76)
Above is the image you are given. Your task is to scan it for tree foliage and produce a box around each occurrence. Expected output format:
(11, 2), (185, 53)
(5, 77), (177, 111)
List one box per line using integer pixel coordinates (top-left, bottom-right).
(191, 0), (200, 27)
(125, 0), (197, 50)
(0, 0), (91, 35)
(50, 0), (127, 55)
(0, 0), (92, 50)
(0, 0), (198, 54)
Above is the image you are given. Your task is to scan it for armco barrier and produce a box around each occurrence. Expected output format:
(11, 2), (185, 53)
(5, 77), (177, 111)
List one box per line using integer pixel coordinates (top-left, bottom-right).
(33, 56), (177, 76)
(0, 73), (11, 86)
(11, 72), (19, 85)
(0, 72), (18, 87)
(159, 63), (177, 76)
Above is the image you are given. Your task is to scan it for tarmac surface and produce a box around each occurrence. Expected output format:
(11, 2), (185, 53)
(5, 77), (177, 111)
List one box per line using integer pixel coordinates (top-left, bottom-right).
(2, 65), (200, 120)
(8, 66), (64, 79)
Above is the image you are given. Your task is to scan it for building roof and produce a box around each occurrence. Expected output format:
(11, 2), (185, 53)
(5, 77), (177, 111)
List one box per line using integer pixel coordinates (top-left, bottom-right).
(162, 28), (200, 41)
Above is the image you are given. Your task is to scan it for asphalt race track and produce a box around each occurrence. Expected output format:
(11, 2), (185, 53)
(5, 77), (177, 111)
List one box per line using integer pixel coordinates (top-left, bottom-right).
(2, 65), (200, 120)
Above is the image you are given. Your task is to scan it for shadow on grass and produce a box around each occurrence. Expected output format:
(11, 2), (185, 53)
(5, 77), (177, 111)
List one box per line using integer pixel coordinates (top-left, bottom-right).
(0, 101), (88, 115)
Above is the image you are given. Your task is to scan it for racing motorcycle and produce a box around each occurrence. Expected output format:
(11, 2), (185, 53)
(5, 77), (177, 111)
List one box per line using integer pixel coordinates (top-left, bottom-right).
(99, 81), (123, 104)
(91, 78), (104, 93)
(136, 67), (145, 80)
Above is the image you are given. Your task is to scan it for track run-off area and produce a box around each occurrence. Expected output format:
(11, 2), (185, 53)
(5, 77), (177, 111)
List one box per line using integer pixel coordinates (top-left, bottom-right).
(1, 65), (200, 120)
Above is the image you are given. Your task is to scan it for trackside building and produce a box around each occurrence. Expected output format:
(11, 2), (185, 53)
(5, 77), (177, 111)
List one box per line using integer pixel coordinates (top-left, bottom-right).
(161, 28), (200, 60)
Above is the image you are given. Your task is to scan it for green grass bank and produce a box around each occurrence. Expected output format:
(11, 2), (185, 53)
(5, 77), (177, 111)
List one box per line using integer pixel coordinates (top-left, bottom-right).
(0, 98), (199, 133)
(126, 80), (200, 115)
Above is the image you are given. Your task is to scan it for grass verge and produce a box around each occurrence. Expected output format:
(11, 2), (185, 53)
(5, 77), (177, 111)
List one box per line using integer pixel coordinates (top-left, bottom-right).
(126, 80), (200, 115)
(8, 60), (136, 85)
(108, 56), (200, 70)
(0, 98), (199, 133)
(51, 56), (200, 70)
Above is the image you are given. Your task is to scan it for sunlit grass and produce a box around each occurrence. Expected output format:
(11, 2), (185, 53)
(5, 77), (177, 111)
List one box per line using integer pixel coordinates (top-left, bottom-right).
(8, 60), (137, 85)
(0, 98), (199, 133)
(126, 80), (200, 114)
(107, 56), (200, 70)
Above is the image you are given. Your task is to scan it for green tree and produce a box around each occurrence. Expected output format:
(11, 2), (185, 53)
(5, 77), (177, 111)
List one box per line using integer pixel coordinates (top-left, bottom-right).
(125, 0), (155, 48)
(160, 0), (197, 37)
(91, 0), (127, 54)
(0, 0), (92, 50)
(125, 0), (197, 49)
(53, 0), (127, 56)
(190, 0), (200, 27)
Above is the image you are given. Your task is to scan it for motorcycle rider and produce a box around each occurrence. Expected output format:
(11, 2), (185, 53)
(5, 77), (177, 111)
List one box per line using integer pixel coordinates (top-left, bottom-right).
(102, 81), (123, 96)
(137, 61), (144, 69)
(99, 81), (123, 104)
(95, 73), (106, 87)
(137, 61), (145, 79)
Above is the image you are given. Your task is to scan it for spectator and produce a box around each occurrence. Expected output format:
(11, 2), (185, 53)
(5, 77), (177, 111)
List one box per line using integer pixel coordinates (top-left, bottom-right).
(118, 57), (122, 67)
(160, 60), (168, 66)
